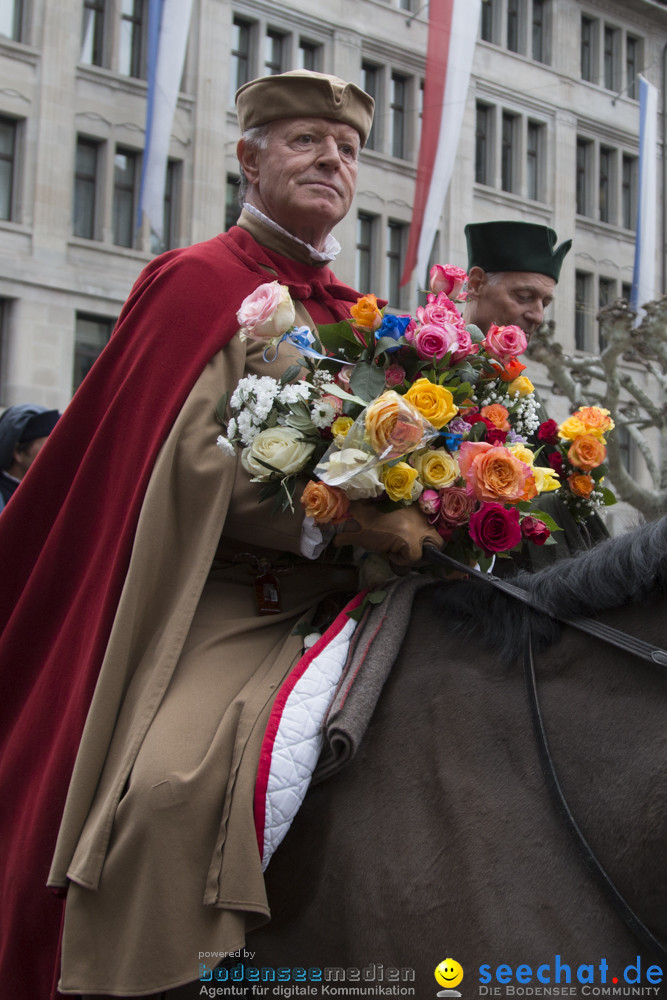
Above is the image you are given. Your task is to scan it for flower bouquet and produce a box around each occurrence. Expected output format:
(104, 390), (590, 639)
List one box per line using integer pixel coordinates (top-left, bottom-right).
(216, 268), (616, 570)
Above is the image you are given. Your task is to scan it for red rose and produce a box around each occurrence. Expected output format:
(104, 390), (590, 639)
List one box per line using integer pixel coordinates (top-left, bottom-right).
(521, 515), (551, 546)
(548, 451), (564, 476)
(485, 427), (508, 446)
(468, 502), (522, 553)
(538, 420), (559, 445)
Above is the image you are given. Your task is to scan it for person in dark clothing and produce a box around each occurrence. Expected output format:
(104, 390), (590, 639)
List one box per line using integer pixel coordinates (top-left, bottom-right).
(0, 403), (60, 509)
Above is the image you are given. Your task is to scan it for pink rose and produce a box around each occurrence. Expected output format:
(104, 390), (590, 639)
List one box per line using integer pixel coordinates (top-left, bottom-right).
(436, 487), (477, 532)
(320, 393), (343, 417)
(335, 367), (352, 391)
(449, 326), (479, 364)
(419, 488), (441, 519)
(413, 322), (460, 361)
(430, 264), (468, 299)
(237, 281), (296, 340)
(384, 363), (406, 388)
(469, 502), (522, 553)
(483, 324), (528, 362)
(521, 515), (551, 546)
(416, 292), (463, 328)
(457, 440), (493, 478)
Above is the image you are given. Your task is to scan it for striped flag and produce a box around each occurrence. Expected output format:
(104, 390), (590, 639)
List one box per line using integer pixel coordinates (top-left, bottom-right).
(630, 75), (658, 321)
(137, 0), (194, 243)
(400, 0), (481, 289)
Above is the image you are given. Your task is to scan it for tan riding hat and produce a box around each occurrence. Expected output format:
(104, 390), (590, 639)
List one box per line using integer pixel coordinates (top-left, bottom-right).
(235, 69), (375, 146)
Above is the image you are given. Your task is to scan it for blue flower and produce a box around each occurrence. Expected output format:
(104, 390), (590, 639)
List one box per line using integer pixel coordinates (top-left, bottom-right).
(375, 314), (411, 352)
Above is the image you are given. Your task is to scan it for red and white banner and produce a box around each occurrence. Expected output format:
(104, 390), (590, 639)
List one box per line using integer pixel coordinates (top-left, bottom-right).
(400, 0), (481, 289)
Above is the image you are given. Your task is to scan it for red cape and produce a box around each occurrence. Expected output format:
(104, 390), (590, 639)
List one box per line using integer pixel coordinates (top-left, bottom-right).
(0, 226), (363, 999)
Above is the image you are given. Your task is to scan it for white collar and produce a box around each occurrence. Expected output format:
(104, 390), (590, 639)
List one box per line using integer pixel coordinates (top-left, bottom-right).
(242, 203), (341, 263)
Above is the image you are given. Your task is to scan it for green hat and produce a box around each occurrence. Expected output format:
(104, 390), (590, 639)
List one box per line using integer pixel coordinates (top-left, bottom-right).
(465, 221), (572, 283)
(236, 69), (375, 146)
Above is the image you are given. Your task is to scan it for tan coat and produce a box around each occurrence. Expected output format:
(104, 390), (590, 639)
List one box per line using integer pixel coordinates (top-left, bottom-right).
(53, 221), (359, 995)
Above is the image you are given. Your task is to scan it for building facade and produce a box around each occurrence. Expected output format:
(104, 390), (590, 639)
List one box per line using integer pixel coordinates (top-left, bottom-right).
(0, 0), (665, 471)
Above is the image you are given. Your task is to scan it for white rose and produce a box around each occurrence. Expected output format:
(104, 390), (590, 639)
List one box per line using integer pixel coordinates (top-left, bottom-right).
(241, 427), (314, 479)
(237, 282), (296, 340)
(318, 447), (385, 499)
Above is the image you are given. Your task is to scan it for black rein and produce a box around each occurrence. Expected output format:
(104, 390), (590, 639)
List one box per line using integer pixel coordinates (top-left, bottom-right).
(423, 544), (667, 963)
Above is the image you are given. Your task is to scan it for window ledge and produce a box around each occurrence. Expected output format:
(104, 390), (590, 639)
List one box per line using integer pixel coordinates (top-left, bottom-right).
(0, 36), (39, 65)
(68, 235), (152, 263)
(575, 215), (636, 241)
(0, 219), (32, 237)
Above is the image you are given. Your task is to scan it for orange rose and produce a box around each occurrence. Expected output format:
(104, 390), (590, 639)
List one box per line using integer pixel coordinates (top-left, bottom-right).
(365, 391), (425, 458)
(520, 474), (538, 502)
(567, 434), (607, 471)
(461, 442), (533, 503)
(300, 480), (350, 524)
(350, 294), (383, 330)
(573, 406), (615, 440)
(481, 403), (510, 432)
(569, 473), (595, 498)
(498, 357), (527, 382)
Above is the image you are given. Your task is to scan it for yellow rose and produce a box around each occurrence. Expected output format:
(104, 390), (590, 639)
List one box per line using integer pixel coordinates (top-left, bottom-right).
(558, 415), (588, 441)
(382, 462), (421, 502)
(507, 375), (534, 398)
(533, 465), (561, 492)
(404, 378), (458, 429)
(331, 415), (354, 443)
(412, 448), (460, 489)
(508, 443), (535, 466)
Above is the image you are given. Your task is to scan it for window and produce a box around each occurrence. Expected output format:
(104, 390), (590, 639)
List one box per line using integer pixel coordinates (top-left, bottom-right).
(526, 121), (543, 201)
(298, 40), (321, 72)
(575, 271), (593, 351)
(73, 138), (100, 239)
(576, 138), (592, 217)
(0, 116), (17, 221)
(622, 154), (637, 231)
(398, 0), (416, 9)
(361, 63), (380, 151)
(0, 298), (8, 402)
(264, 29), (285, 76)
(581, 16), (595, 82)
(113, 147), (139, 248)
(598, 277), (616, 351)
(119, 0), (146, 79)
(532, 0), (548, 63)
(150, 159), (179, 254)
(480, 0), (496, 43)
(475, 103), (492, 185)
(81, 0), (106, 66)
(626, 35), (640, 100)
(74, 313), (115, 391)
(0, 0), (22, 41)
(616, 425), (635, 475)
(603, 26), (620, 92)
(225, 174), (240, 231)
(356, 213), (376, 294)
(507, 0), (520, 53)
(389, 74), (407, 159)
(501, 112), (517, 193)
(230, 18), (252, 104)
(598, 146), (614, 224)
(386, 221), (407, 307)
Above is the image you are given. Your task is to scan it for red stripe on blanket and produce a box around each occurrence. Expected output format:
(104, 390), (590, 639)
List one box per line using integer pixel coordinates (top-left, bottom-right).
(254, 591), (366, 860)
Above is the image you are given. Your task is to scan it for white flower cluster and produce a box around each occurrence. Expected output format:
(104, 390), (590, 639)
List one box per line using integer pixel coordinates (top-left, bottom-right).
(512, 395), (541, 436)
(226, 374), (316, 447)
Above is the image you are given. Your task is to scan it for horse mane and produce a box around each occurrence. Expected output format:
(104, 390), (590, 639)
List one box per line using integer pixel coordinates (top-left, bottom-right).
(432, 515), (667, 664)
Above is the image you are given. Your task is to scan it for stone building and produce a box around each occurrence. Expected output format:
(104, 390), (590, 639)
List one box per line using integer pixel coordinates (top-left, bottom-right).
(0, 0), (665, 488)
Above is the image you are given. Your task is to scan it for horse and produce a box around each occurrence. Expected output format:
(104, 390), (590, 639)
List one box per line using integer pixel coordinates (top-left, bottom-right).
(246, 516), (667, 997)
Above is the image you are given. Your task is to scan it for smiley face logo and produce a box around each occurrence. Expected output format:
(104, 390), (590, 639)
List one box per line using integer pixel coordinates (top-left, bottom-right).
(435, 958), (464, 992)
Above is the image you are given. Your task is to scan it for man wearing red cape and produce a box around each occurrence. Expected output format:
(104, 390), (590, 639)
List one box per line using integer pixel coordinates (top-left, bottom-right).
(0, 69), (440, 1000)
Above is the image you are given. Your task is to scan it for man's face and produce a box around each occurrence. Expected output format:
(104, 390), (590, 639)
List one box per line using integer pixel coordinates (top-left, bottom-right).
(12, 436), (48, 479)
(465, 268), (556, 338)
(239, 117), (360, 249)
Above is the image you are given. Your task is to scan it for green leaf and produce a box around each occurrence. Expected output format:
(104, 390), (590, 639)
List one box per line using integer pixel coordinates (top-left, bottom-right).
(350, 362), (387, 402)
(325, 382), (369, 407)
(600, 486), (617, 506)
(466, 323), (485, 344)
(279, 365), (302, 385)
(367, 589), (387, 605)
(215, 391), (229, 426)
(374, 336), (406, 356)
(317, 321), (364, 355)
